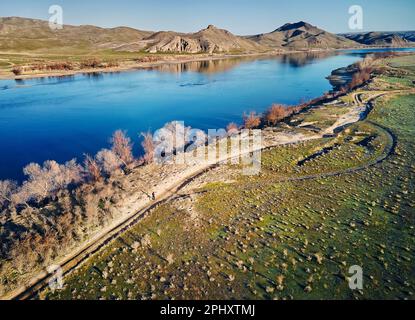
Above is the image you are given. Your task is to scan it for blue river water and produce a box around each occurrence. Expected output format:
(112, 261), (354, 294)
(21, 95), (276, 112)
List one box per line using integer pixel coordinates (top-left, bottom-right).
(0, 48), (414, 181)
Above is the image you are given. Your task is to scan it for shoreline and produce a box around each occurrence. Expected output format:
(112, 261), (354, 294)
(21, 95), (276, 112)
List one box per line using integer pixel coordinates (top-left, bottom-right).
(2, 53), (414, 299)
(0, 49), (319, 81)
(1, 46), (413, 81)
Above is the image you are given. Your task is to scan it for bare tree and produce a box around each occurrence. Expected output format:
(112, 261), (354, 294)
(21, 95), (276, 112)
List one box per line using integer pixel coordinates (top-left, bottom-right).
(111, 130), (134, 166)
(264, 104), (287, 126)
(0, 180), (17, 207)
(226, 122), (239, 135)
(96, 149), (122, 175)
(20, 159), (83, 203)
(22, 163), (52, 201)
(84, 154), (102, 182)
(141, 132), (155, 164)
(243, 111), (261, 129)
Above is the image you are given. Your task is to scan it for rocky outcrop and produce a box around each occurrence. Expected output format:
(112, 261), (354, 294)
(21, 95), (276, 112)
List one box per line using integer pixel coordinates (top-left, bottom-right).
(247, 21), (359, 49)
(145, 25), (266, 54)
(341, 32), (411, 47)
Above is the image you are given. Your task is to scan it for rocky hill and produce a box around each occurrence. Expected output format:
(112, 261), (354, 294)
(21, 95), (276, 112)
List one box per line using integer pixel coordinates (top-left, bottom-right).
(341, 31), (414, 47)
(1, 17), (414, 54)
(0, 17), (153, 52)
(247, 21), (358, 49)
(144, 25), (267, 54)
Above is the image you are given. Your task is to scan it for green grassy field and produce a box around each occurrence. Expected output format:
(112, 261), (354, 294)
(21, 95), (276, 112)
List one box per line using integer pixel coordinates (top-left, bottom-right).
(43, 56), (415, 300)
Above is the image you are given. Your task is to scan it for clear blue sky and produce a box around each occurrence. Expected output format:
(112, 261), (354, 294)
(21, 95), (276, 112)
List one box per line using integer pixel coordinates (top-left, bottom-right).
(1, 0), (414, 34)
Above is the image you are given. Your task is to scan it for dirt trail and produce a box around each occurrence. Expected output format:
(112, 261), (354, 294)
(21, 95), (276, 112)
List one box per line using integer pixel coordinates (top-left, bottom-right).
(2, 89), (405, 300)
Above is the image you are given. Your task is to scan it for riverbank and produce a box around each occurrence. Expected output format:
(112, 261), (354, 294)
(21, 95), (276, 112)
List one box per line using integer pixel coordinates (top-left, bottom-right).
(0, 54), (371, 299)
(1, 46), (412, 81)
(41, 54), (415, 300)
(0, 50), (299, 80)
(2, 53), (413, 299)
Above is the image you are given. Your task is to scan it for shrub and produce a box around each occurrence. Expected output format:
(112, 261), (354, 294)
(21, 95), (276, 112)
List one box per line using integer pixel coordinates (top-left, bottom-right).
(264, 104), (287, 126)
(226, 122), (239, 135)
(141, 132), (155, 164)
(80, 58), (103, 69)
(96, 149), (122, 175)
(19, 160), (82, 203)
(111, 130), (134, 166)
(0, 180), (17, 208)
(11, 66), (22, 76)
(84, 154), (102, 182)
(243, 111), (261, 129)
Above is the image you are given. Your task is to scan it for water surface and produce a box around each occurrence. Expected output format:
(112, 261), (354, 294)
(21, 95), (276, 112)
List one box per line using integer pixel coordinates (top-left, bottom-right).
(0, 48), (413, 181)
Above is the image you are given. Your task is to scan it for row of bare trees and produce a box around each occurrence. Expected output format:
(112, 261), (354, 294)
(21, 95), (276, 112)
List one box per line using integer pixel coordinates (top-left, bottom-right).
(239, 56), (378, 131)
(240, 103), (307, 130)
(0, 129), (160, 290)
(342, 56), (375, 91)
(0, 130), (151, 211)
(11, 59), (121, 76)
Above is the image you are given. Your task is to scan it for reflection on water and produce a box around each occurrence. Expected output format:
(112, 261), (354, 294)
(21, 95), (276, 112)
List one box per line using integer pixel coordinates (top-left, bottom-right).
(14, 75), (76, 87)
(149, 51), (342, 74)
(149, 58), (249, 74)
(278, 51), (340, 67)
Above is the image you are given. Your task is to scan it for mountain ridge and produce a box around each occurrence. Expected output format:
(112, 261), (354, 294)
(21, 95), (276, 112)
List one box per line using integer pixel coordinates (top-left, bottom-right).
(1, 17), (414, 54)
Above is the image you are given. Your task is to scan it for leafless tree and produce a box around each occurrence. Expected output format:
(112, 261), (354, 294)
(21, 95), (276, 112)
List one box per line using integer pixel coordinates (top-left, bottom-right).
(264, 104), (287, 126)
(243, 111), (261, 129)
(19, 159), (83, 203)
(96, 149), (122, 175)
(141, 132), (155, 164)
(84, 154), (102, 182)
(226, 122), (239, 135)
(111, 130), (134, 166)
(0, 180), (17, 207)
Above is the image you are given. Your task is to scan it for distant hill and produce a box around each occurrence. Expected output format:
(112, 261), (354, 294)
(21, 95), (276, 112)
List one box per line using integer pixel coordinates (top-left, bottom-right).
(341, 31), (415, 47)
(1, 17), (414, 55)
(144, 25), (267, 54)
(247, 21), (358, 49)
(0, 17), (153, 52)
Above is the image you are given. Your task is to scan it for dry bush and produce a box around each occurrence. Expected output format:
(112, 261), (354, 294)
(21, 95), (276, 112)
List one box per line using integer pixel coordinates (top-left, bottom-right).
(226, 122), (239, 135)
(106, 61), (120, 68)
(84, 154), (102, 182)
(135, 56), (160, 63)
(13, 160), (83, 205)
(80, 58), (103, 69)
(243, 112), (261, 129)
(349, 68), (372, 90)
(111, 130), (134, 166)
(264, 104), (288, 126)
(47, 62), (74, 71)
(96, 149), (122, 175)
(347, 56), (374, 90)
(141, 132), (155, 164)
(0, 180), (17, 208)
(11, 66), (22, 76)
(29, 62), (74, 71)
